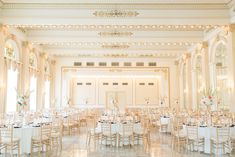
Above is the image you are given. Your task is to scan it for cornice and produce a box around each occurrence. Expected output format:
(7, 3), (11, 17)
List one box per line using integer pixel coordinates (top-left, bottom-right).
(52, 52), (181, 58)
(2, 3), (229, 10)
(31, 41), (197, 47)
(8, 24), (221, 31)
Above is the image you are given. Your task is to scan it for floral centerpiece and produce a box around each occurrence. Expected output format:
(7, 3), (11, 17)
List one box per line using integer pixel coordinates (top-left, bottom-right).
(200, 88), (216, 126)
(65, 96), (72, 106)
(144, 97), (150, 105)
(16, 90), (32, 111)
(160, 96), (167, 106)
(200, 88), (215, 107)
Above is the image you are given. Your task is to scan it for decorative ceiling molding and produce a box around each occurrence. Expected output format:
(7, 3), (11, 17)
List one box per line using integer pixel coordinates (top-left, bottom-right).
(101, 44), (129, 49)
(1, 3), (229, 10)
(31, 41), (197, 47)
(98, 31), (133, 37)
(52, 52), (181, 58)
(8, 24), (221, 31)
(93, 10), (139, 17)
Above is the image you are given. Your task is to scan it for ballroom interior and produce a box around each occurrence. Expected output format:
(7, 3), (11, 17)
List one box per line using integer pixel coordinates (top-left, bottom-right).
(0, 0), (235, 157)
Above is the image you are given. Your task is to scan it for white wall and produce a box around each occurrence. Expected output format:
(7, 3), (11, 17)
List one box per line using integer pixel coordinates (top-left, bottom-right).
(54, 57), (178, 108)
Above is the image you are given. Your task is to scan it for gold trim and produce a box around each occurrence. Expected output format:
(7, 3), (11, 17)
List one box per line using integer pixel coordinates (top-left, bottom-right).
(9, 24), (221, 31)
(93, 10), (139, 17)
(2, 3), (229, 10)
(98, 31), (133, 37)
(101, 44), (129, 49)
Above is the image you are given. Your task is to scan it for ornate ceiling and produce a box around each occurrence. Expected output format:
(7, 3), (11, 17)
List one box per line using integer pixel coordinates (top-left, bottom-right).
(0, 0), (234, 58)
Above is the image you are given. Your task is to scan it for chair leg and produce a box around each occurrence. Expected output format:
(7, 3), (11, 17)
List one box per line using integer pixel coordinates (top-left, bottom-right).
(18, 142), (21, 157)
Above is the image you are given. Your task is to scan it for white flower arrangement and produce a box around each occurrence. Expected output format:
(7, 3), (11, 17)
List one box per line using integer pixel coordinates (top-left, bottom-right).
(16, 89), (33, 109)
(200, 88), (216, 106)
(65, 96), (71, 106)
(174, 99), (179, 105)
(144, 97), (150, 105)
(160, 96), (167, 106)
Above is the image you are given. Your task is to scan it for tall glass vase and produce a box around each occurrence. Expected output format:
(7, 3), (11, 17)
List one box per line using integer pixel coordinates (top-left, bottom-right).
(206, 105), (212, 126)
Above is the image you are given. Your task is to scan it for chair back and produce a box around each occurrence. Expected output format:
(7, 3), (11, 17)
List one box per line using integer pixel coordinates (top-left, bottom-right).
(121, 123), (133, 136)
(186, 125), (198, 140)
(52, 117), (63, 135)
(0, 125), (13, 143)
(41, 123), (52, 140)
(216, 127), (230, 141)
(86, 116), (97, 130)
(101, 122), (112, 135)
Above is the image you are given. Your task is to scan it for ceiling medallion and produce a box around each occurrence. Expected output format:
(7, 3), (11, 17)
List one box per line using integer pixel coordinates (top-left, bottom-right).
(102, 44), (129, 49)
(93, 10), (139, 17)
(99, 30), (133, 37)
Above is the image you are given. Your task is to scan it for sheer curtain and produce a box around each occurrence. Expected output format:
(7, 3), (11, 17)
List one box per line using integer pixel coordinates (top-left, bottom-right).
(30, 76), (37, 111)
(44, 80), (50, 109)
(6, 68), (18, 113)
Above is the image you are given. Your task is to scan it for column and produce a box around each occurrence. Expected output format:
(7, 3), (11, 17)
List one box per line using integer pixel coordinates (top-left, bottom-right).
(226, 25), (235, 112)
(185, 53), (192, 110)
(0, 25), (7, 113)
(37, 52), (46, 110)
(21, 42), (30, 110)
(50, 60), (56, 108)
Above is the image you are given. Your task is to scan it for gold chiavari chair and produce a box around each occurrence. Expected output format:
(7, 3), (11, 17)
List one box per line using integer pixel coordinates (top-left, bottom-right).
(0, 125), (20, 157)
(100, 122), (117, 147)
(171, 118), (186, 152)
(0, 141), (6, 156)
(31, 123), (52, 157)
(134, 117), (150, 150)
(86, 116), (101, 147)
(210, 126), (231, 155)
(62, 114), (76, 135)
(231, 136), (235, 153)
(51, 117), (63, 151)
(118, 122), (134, 147)
(186, 125), (204, 152)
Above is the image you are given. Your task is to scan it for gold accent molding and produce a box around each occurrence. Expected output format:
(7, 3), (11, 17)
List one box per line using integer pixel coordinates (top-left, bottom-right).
(101, 44), (129, 49)
(98, 31), (133, 37)
(8, 24), (221, 31)
(93, 10), (139, 17)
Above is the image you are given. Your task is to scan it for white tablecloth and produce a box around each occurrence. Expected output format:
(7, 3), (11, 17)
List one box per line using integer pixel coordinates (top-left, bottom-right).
(13, 126), (40, 154)
(183, 126), (235, 154)
(97, 122), (142, 145)
(160, 117), (171, 133)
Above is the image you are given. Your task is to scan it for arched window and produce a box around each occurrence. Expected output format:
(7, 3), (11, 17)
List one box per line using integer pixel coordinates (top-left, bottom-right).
(195, 56), (203, 108)
(5, 39), (20, 113)
(29, 52), (37, 111)
(44, 61), (50, 109)
(214, 43), (229, 109)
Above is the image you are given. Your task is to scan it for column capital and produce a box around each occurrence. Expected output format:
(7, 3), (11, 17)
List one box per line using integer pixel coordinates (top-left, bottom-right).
(201, 41), (208, 49)
(174, 60), (179, 65)
(22, 41), (30, 47)
(228, 24), (235, 32)
(185, 53), (191, 59)
(40, 52), (48, 59)
(51, 60), (56, 65)
(0, 24), (8, 35)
